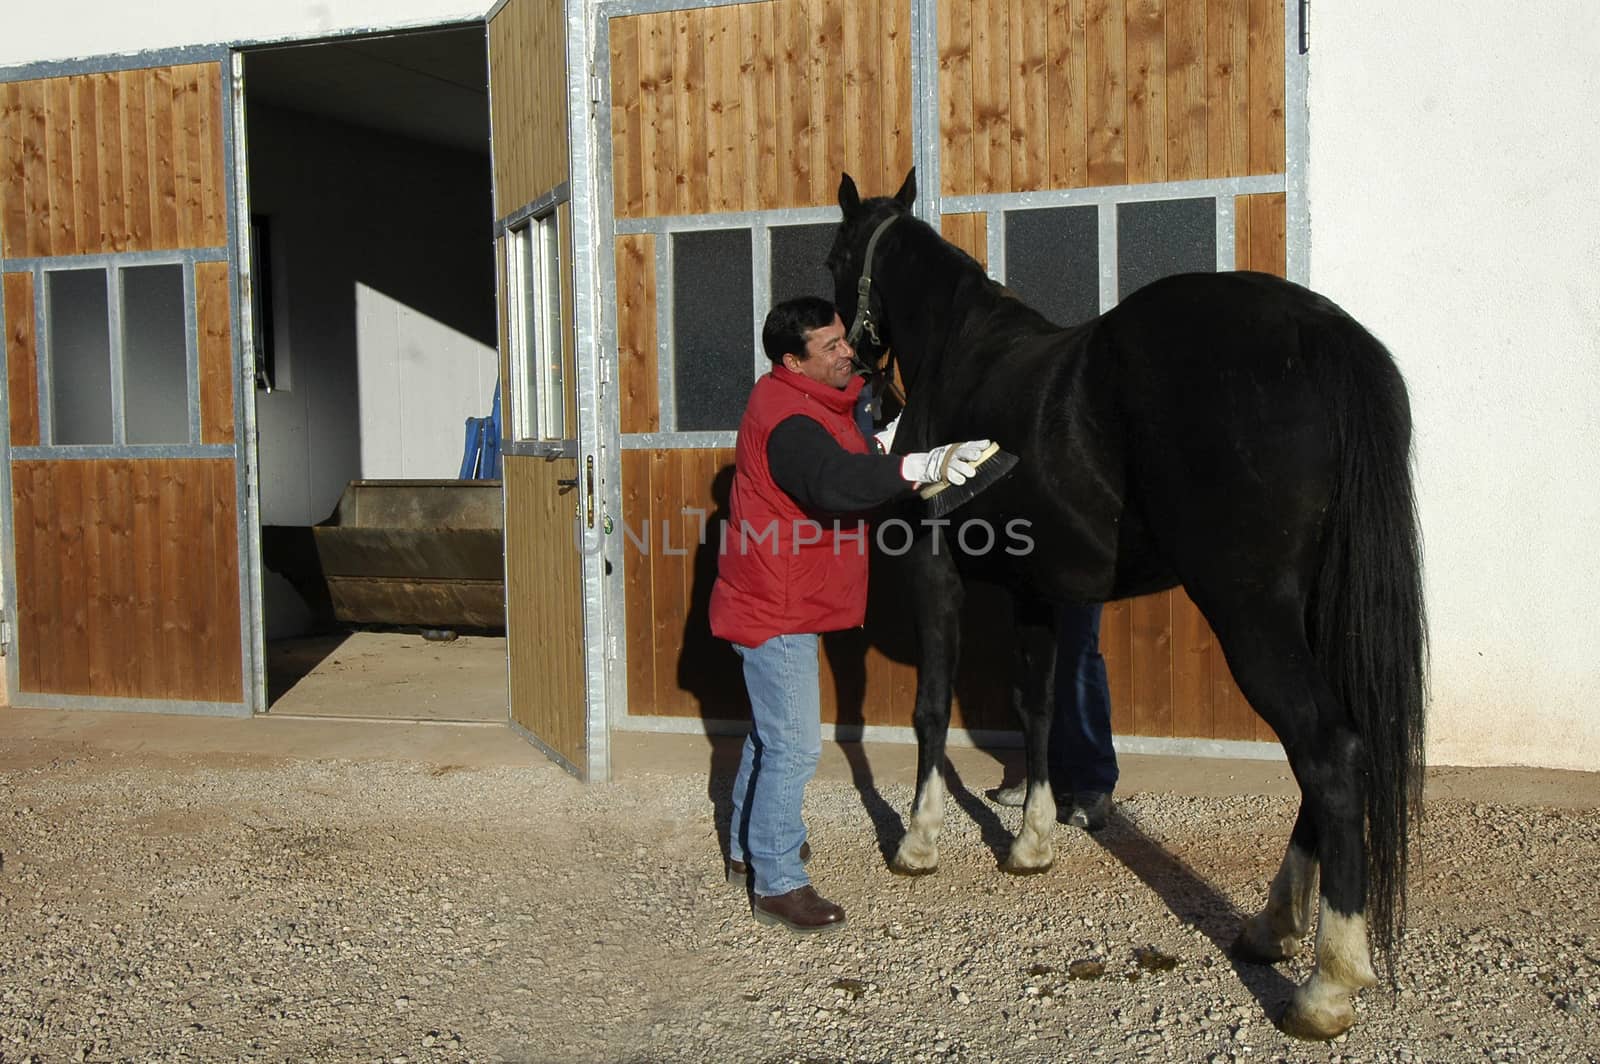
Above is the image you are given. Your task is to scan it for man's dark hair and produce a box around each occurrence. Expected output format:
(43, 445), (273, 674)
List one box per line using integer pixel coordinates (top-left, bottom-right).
(762, 296), (838, 365)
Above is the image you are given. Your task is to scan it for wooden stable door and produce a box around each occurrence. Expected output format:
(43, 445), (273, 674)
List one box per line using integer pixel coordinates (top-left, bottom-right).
(490, 0), (596, 776)
(0, 60), (251, 712)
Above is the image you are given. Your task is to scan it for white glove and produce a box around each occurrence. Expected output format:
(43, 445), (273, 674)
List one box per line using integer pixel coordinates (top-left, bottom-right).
(873, 414), (901, 455)
(900, 439), (991, 486)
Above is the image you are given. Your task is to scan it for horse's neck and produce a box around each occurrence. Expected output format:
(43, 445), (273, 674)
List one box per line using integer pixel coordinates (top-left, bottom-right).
(886, 247), (1001, 378)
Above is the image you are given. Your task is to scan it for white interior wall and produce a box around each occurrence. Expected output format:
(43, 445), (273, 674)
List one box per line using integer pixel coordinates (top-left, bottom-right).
(354, 284), (499, 482)
(247, 103), (497, 527)
(1307, 3), (1600, 771)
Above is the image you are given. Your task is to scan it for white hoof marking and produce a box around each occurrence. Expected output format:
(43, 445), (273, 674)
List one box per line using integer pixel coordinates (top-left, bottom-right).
(897, 769), (946, 871)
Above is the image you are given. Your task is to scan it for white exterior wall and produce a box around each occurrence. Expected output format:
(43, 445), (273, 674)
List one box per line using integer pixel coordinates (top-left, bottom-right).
(0, 1), (484, 68)
(3, 3), (1597, 770)
(1307, 3), (1600, 771)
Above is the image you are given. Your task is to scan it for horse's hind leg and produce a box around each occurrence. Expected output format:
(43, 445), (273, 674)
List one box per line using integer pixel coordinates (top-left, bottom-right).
(1002, 596), (1059, 874)
(1233, 806), (1319, 961)
(1216, 617), (1378, 1040)
(891, 538), (964, 876)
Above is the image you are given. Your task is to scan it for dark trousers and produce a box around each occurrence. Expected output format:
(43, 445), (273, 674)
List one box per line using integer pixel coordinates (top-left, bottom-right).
(1047, 603), (1119, 796)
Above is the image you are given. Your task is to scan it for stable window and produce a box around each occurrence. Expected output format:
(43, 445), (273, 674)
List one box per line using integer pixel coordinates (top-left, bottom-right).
(45, 262), (191, 447)
(249, 215), (281, 392)
(769, 223), (835, 307)
(47, 269), (115, 445)
(1117, 197), (1216, 300)
(1003, 205), (1100, 327)
(671, 228), (753, 432)
(507, 211), (566, 442)
(998, 195), (1223, 321)
(121, 264), (189, 444)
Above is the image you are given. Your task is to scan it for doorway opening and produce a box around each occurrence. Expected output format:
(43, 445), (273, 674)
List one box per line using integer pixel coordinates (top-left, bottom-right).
(240, 25), (508, 723)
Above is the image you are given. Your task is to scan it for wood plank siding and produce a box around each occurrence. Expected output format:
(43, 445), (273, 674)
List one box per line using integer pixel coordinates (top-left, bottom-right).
(938, 0), (1283, 195)
(0, 64), (227, 259)
(9, 459), (241, 701)
(489, 0), (570, 216)
(606, 0), (1287, 744)
(195, 259), (235, 444)
(4, 271), (39, 446)
(504, 453), (588, 767)
(609, 0), (914, 218)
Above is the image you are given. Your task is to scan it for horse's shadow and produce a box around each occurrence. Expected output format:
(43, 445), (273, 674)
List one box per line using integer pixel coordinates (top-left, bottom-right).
(924, 748), (1295, 1020)
(677, 472), (1292, 1022)
(824, 544), (1032, 865)
(1084, 809), (1298, 1018)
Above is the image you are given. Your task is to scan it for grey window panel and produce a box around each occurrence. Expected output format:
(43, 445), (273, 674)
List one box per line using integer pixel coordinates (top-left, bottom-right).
(1117, 197), (1217, 301)
(47, 269), (114, 446)
(1003, 206), (1100, 327)
(673, 228), (755, 432)
(770, 223), (837, 307)
(121, 264), (189, 445)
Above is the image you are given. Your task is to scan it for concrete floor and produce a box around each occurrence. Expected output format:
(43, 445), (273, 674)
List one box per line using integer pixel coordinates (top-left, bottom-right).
(266, 630), (507, 723)
(2, 628), (1593, 805)
(1, 703), (1595, 811)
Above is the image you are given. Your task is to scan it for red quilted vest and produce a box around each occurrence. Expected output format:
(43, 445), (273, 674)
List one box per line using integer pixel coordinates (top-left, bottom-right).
(709, 368), (872, 648)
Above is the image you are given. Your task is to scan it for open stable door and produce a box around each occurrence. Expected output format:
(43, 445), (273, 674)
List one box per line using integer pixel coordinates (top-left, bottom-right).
(489, 0), (605, 777)
(0, 58), (254, 714)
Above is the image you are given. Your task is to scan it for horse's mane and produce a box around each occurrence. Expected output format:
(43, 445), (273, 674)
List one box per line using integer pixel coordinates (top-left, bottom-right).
(891, 210), (1062, 336)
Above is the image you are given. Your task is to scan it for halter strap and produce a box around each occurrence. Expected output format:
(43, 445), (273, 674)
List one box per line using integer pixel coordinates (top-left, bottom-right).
(845, 214), (899, 350)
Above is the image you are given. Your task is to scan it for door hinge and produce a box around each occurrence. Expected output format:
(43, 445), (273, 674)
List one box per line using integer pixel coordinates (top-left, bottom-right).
(1, 618), (10, 657)
(1298, 0), (1310, 54)
(589, 73), (602, 116)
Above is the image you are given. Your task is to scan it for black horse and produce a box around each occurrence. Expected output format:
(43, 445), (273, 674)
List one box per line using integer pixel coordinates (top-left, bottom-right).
(827, 171), (1426, 1041)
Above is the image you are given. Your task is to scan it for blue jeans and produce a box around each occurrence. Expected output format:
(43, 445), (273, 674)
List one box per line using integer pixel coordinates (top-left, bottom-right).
(1048, 604), (1119, 796)
(728, 633), (822, 897)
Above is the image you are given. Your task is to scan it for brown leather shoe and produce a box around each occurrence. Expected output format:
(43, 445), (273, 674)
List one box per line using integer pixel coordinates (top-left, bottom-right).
(726, 841), (810, 887)
(752, 885), (846, 933)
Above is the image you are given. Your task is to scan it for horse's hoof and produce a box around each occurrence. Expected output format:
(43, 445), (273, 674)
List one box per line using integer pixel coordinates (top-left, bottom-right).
(1230, 920), (1300, 965)
(1001, 858), (1054, 876)
(1278, 983), (1357, 1042)
(889, 859), (938, 877)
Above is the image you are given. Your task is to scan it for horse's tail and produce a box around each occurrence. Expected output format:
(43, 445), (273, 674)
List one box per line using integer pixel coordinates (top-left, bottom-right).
(1308, 320), (1427, 981)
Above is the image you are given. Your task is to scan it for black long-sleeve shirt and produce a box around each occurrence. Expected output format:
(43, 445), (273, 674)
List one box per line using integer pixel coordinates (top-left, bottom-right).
(767, 415), (913, 514)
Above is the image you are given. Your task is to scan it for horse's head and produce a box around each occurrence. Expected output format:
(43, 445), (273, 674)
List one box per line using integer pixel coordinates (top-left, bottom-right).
(827, 169), (917, 376)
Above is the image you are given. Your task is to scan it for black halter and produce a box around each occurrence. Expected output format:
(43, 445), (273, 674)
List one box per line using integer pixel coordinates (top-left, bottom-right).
(846, 214), (905, 408)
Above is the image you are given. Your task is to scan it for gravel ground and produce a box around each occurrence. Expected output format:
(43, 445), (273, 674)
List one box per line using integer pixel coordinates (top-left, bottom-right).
(1, 745), (1597, 1064)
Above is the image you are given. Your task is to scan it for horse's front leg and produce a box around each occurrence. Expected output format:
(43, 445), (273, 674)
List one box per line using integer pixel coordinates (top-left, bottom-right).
(891, 535), (964, 876)
(1003, 596), (1059, 874)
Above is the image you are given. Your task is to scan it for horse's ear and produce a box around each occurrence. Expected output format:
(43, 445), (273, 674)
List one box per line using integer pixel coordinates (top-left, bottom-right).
(894, 168), (917, 208)
(838, 173), (861, 214)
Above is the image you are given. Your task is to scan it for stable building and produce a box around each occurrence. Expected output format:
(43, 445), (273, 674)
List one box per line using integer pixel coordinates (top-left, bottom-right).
(3, 0), (1595, 777)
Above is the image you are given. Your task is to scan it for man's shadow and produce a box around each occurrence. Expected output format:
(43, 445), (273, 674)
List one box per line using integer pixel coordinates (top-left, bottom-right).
(674, 464), (751, 865)
(676, 466), (992, 867)
(674, 460), (1036, 871)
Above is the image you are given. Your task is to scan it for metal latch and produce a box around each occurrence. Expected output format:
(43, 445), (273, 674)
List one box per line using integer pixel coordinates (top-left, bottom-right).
(583, 454), (596, 529)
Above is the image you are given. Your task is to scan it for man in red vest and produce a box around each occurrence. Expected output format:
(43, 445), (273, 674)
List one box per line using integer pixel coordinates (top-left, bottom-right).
(710, 295), (989, 933)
